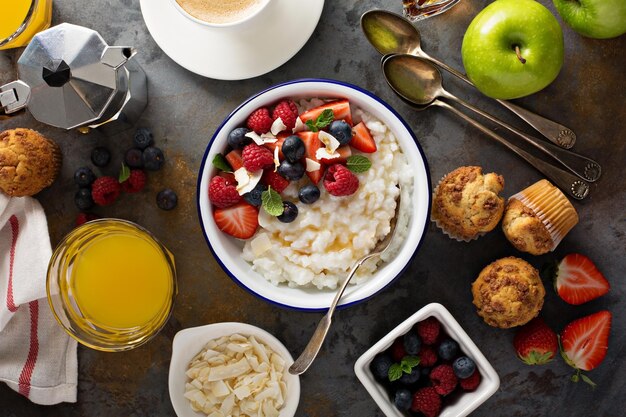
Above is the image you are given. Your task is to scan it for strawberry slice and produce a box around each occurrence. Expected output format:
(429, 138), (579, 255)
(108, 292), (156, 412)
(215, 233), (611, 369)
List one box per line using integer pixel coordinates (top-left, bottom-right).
(298, 131), (323, 184)
(225, 149), (244, 171)
(319, 145), (352, 165)
(213, 201), (259, 239)
(265, 132), (288, 160)
(299, 99), (353, 126)
(217, 171), (236, 183)
(350, 122), (377, 153)
(561, 311), (611, 380)
(555, 254), (610, 305)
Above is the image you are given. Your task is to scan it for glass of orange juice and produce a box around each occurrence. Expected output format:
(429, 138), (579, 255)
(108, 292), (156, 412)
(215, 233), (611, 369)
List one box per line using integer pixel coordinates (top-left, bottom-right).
(0, 0), (53, 50)
(47, 219), (177, 352)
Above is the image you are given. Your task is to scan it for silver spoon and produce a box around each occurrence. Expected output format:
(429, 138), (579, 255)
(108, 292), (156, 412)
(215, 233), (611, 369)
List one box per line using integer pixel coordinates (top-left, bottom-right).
(361, 9), (577, 149)
(383, 55), (590, 200)
(289, 189), (403, 375)
(384, 55), (600, 182)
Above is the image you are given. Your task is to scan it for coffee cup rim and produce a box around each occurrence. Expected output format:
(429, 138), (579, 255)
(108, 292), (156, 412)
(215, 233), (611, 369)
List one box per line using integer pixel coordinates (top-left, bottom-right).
(170, 0), (272, 28)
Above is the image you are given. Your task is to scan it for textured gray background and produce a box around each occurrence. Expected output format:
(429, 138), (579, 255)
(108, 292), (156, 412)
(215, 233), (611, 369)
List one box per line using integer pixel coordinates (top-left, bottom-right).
(1, 0), (625, 416)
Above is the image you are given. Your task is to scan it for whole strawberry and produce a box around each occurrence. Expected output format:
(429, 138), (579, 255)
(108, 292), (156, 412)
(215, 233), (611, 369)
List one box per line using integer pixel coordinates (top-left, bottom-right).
(513, 317), (558, 365)
(121, 170), (147, 193)
(91, 176), (121, 206)
(246, 107), (273, 134)
(323, 164), (359, 197)
(209, 176), (241, 209)
(272, 99), (299, 130)
(242, 143), (274, 172)
(411, 387), (441, 417)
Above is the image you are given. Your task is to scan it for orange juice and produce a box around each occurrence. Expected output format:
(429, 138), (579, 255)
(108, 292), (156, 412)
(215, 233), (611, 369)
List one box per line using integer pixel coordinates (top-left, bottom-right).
(0, 0), (53, 50)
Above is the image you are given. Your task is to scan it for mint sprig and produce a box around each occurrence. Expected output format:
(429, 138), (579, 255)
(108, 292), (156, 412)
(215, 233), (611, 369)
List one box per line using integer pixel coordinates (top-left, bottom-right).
(388, 356), (420, 382)
(212, 153), (232, 172)
(118, 163), (130, 183)
(346, 155), (372, 173)
(305, 109), (334, 132)
(261, 187), (284, 216)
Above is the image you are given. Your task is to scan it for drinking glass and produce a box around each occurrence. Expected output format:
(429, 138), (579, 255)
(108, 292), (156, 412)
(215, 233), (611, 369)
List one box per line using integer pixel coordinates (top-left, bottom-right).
(0, 0), (53, 50)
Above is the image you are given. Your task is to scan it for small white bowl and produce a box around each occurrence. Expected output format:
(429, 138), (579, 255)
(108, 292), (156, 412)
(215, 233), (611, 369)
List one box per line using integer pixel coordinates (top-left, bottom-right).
(196, 79), (432, 311)
(354, 303), (499, 417)
(169, 322), (300, 417)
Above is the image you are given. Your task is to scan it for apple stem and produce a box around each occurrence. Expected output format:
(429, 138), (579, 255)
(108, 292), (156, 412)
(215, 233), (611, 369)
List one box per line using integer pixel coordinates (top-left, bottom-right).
(515, 45), (526, 64)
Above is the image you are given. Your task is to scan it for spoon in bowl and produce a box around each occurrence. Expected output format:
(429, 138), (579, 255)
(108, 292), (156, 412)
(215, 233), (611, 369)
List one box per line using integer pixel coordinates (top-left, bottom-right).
(289, 188), (403, 375)
(382, 55), (590, 200)
(361, 9), (577, 149)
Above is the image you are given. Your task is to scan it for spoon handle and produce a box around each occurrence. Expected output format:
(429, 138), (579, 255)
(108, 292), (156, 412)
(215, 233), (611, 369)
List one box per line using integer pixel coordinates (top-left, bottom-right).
(443, 93), (601, 182)
(435, 100), (590, 200)
(422, 53), (577, 149)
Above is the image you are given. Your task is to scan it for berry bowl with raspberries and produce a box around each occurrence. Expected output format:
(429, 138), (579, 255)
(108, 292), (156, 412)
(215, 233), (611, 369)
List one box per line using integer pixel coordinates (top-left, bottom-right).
(354, 303), (499, 417)
(197, 79), (431, 311)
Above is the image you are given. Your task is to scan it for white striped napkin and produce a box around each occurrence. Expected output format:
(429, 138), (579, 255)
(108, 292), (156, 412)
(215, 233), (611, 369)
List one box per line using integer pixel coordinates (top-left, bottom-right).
(0, 194), (77, 405)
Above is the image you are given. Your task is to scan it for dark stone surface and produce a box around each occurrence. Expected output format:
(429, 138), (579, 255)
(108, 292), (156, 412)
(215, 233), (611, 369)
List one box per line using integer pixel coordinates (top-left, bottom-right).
(1, 0), (625, 416)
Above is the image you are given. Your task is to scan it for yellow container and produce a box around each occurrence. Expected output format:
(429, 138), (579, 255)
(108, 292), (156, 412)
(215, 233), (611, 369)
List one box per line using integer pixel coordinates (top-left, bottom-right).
(0, 0), (53, 50)
(47, 219), (177, 352)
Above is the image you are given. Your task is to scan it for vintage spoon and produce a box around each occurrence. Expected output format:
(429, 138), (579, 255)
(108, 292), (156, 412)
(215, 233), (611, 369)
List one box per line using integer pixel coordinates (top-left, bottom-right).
(289, 189), (403, 375)
(361, 9), (577, 149)
(382, 55), (590, 200)
(384, 55), (600, 182)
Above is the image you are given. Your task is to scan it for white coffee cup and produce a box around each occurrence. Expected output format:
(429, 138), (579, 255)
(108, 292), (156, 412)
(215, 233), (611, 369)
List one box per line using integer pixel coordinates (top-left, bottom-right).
(171, 0), (272, 28)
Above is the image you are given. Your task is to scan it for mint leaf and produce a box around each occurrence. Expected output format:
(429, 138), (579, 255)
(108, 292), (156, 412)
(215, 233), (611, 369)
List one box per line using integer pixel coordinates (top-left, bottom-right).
(305, 109), (335, 132)
(401, 363), (412, 373)
(212, 153), (232, 172)
(346, 155), (372, 173)
(388, 363), (403, 382)
(402, 356), (420, 369)
(261, 187), (284, 216)
(118, 163), (130, 183)
(305, 119), (318, 132)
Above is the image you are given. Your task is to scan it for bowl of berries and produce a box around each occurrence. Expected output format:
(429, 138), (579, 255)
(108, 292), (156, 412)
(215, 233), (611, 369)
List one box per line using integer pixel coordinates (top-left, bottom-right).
(197, 79), (431, 310)
(354, 303), (499, 417)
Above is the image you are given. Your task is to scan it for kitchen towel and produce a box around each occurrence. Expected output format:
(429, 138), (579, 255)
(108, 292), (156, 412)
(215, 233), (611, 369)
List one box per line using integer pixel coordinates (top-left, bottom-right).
(0, 194), (77, 405)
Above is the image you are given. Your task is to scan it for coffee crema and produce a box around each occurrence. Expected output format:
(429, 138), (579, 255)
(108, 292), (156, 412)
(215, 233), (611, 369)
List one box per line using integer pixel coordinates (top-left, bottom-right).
(176, 0), (265, 24)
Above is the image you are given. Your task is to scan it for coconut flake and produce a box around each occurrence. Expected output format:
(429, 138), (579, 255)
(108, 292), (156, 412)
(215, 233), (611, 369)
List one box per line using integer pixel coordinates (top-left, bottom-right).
(245, 131), (277, 145)
(235, 168), (262, 195)
(270, 117), (286, 135)
(319, 131), (340, 154)
(273, 147), (280, 172)
(292, 117), (305, 133)
(305, 158), (321, 172)
(251, 233), (272, 257)
(315, 147), (340, 161)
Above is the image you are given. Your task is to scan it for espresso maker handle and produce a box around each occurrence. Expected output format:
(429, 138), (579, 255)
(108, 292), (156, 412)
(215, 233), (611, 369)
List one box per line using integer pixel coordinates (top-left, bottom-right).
(0, 81), (31, 114)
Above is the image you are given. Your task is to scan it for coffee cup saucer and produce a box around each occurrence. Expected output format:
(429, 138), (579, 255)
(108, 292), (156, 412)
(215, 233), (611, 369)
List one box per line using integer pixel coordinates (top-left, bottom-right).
(140, 0), (325, 80)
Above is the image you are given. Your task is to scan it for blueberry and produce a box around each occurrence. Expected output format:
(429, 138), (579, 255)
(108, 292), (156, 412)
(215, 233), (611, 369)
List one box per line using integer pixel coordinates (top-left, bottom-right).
(393, 389), (412, 411)
(329, 120), (353, 145)
(143, 146), (165, 171)
(73, 167), (96, 187)
(277, 201), (298, 223)
(403, 332), (421, 355)
(133, 128), (154, 150)
(453, 356), (476, 379)
(421, 367), (431, 378)
(298, 185), (320, 204)
(398, 366), (420, 385)
(74, 188), (94, 210)
(243, 182), (266, 207)
(156, 188), (177, 210)
(91, 146), (111, 167)
(227, 127), (251, 149)
(124, 148), (144, 169)
(281, 135), (305, 163)
(371, 354), (393, 380)
(277, 160), (305, 180)
(438, 338), (459, 361)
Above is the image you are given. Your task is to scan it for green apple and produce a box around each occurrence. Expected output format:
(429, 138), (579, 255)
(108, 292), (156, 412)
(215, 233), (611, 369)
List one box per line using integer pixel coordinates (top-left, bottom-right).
(553, 0), (626, 39)
(461, 0), (564, 100)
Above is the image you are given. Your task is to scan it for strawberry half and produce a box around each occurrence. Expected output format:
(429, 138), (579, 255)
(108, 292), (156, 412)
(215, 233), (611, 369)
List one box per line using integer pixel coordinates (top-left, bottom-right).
(560, 311), (611, 386)
(299, 99), (353, 126)
(225, 149), (244, 171)
(350, 122), (377, 153)
(319, 145), (352, 165)
(213, 201), (259, 239)
(513, 318), (558, 365)
(265, 132), (288, 160)
(554, 254), (610, 305)
(298, 131), (323, 184)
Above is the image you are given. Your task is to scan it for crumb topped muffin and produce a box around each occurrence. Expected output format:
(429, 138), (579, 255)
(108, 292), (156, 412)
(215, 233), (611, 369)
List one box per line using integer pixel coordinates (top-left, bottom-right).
(432, 166), (505, 241)
(0, 128), (62, 197)
(472, 257), (545, 328)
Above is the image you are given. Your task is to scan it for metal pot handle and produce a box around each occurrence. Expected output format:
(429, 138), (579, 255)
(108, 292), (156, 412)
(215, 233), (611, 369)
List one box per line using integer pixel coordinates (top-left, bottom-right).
(1, 81), (31, 114)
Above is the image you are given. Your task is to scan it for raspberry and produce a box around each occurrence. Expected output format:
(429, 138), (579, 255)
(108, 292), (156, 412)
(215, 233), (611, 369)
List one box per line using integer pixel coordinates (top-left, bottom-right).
(430, 364), (458, 395)
(261, 169), (290, 193)
(417, 317), (441, 345)
(208, 176), (241, 208)
(121, 170), (147, 193)
(390, 338), (407, 362)
(75, 213), (99, 227)
(272, 99), (299, 130)
(411, 387), (441, 417)
(91, 176), (121, 206)
(323, 164), (359, 196)
(418, 346), (438, 367)
(459, 370), (481, 391)
(242, 143), (274, 172)
(246, 107), (273, 134)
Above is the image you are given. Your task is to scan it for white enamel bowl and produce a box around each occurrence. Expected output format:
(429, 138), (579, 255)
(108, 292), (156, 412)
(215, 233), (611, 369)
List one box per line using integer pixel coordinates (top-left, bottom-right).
(197, 79), (431, 311)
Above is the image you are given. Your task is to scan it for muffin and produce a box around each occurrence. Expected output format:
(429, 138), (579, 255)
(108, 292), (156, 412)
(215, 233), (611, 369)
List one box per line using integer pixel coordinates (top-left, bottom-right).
(0, 128), (61, 197)
(472, 257), (545, 328)
(502, 179), (578, 255)
(431, 166), (505, 241)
